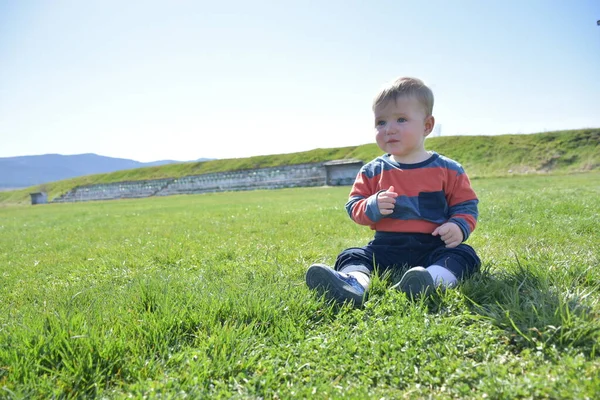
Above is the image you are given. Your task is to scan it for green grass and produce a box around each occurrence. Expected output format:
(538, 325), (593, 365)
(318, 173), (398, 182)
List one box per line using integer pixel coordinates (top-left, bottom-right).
(1, 128), (598, 205)
(1, 172), (599, 398)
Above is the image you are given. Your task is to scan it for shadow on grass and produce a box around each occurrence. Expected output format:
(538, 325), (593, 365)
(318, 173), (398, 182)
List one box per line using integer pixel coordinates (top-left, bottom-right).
(457, 259), (600, 357)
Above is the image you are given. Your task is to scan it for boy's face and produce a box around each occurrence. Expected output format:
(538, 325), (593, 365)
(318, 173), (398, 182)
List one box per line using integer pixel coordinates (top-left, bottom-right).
(373, 96), (435, 163)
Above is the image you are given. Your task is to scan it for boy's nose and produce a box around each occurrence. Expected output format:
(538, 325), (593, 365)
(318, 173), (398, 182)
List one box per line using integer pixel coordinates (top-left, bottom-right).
(385, 122), (399, 134)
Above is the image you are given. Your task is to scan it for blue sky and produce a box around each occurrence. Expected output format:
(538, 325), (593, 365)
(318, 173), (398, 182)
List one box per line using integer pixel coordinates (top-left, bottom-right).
(1, 0), (599, 162)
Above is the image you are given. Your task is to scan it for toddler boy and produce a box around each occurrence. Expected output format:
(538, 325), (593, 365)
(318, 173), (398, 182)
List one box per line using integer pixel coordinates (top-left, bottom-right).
(306, 77), (480, 306)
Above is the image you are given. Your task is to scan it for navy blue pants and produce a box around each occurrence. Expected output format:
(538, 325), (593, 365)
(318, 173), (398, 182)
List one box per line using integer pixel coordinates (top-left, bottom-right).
(334, 232), (480, 280)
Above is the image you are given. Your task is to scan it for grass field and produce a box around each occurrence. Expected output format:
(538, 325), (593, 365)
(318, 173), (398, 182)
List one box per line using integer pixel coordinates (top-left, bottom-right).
(1, 172), (599, 398)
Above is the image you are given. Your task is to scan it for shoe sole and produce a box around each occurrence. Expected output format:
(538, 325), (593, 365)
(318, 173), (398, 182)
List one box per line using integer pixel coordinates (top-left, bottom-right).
(393, 267), (435, 298)
(306, 264), (364, 306)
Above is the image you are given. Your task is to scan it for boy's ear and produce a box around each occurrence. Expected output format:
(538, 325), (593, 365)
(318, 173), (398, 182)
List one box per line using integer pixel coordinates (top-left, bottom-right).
(424, 115), (435, 136)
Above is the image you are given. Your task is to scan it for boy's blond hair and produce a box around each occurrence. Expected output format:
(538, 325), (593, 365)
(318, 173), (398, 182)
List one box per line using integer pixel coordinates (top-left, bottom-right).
(372, 77), (434, 116)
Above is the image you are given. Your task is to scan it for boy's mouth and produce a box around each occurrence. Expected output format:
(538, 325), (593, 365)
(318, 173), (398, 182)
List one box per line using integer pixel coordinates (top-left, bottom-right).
(387, 139), (400, 144)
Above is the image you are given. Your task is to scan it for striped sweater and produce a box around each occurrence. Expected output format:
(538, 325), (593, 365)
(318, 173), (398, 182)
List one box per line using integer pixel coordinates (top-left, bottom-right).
(345, 152), (478, 241)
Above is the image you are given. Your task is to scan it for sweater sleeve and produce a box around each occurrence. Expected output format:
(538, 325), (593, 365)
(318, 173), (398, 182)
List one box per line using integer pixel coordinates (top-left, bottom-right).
(446, 170), (478, 241)
(344, 169), (384, 226)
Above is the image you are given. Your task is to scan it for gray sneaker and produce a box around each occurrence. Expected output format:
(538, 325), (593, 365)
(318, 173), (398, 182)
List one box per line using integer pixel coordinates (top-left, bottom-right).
(306, 264), (366, 306)
(392, 267), (435, 298)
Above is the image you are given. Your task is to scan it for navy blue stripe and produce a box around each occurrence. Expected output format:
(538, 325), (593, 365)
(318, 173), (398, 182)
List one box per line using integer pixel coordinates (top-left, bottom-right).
(365, 195), (383, 222)
(448, 199), (478, 220)
(387, 194), (448, 224)
(448, 217), (470, 240)
(360, 152), (465, 179)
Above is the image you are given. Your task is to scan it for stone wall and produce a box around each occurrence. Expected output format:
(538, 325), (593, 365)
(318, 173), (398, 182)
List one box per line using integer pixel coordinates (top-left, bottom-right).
(53, 178), (173, 203)
(156, 163), (326, 197)
(52, 160), (362, 203)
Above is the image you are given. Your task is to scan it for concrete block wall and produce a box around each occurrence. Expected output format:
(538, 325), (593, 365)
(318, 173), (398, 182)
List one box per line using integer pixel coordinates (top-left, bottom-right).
(52, 162), (341, 203)
(53, 179), (173, 203)
(157, 163), (326, 196)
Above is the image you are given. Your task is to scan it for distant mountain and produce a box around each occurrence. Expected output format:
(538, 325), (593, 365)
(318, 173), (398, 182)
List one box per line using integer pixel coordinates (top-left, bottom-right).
(0, 153), (214, 189)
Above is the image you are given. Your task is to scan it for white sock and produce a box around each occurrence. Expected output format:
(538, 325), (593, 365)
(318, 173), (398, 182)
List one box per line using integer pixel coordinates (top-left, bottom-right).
(426, 265), (458, 288)
(347, 271), (371, 290)
(339, 265), (371, 290)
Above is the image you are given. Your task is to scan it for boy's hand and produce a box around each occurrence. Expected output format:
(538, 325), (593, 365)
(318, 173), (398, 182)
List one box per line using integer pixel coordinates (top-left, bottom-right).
(377, 186), (398, 215)
(432, 222), (463, 248)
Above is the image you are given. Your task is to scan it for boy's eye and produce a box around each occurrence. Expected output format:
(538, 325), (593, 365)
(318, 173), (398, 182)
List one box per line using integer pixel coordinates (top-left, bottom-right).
(376, 120), (386, 127)
(397, 117), (407, 123)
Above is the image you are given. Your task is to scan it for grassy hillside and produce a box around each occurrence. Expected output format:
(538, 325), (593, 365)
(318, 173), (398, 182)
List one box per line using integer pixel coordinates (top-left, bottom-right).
(1, 128), (598, 205)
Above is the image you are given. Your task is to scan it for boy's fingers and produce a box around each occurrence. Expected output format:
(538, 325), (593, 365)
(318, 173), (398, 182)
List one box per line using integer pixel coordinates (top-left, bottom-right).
(447, 240), (460, 248)
(380, 205), (394, 214)
(433, 224), (461, 247)
(381, 192), (396, 200)
(434, 225), (448, 236)
(384, 186), (397, 197)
